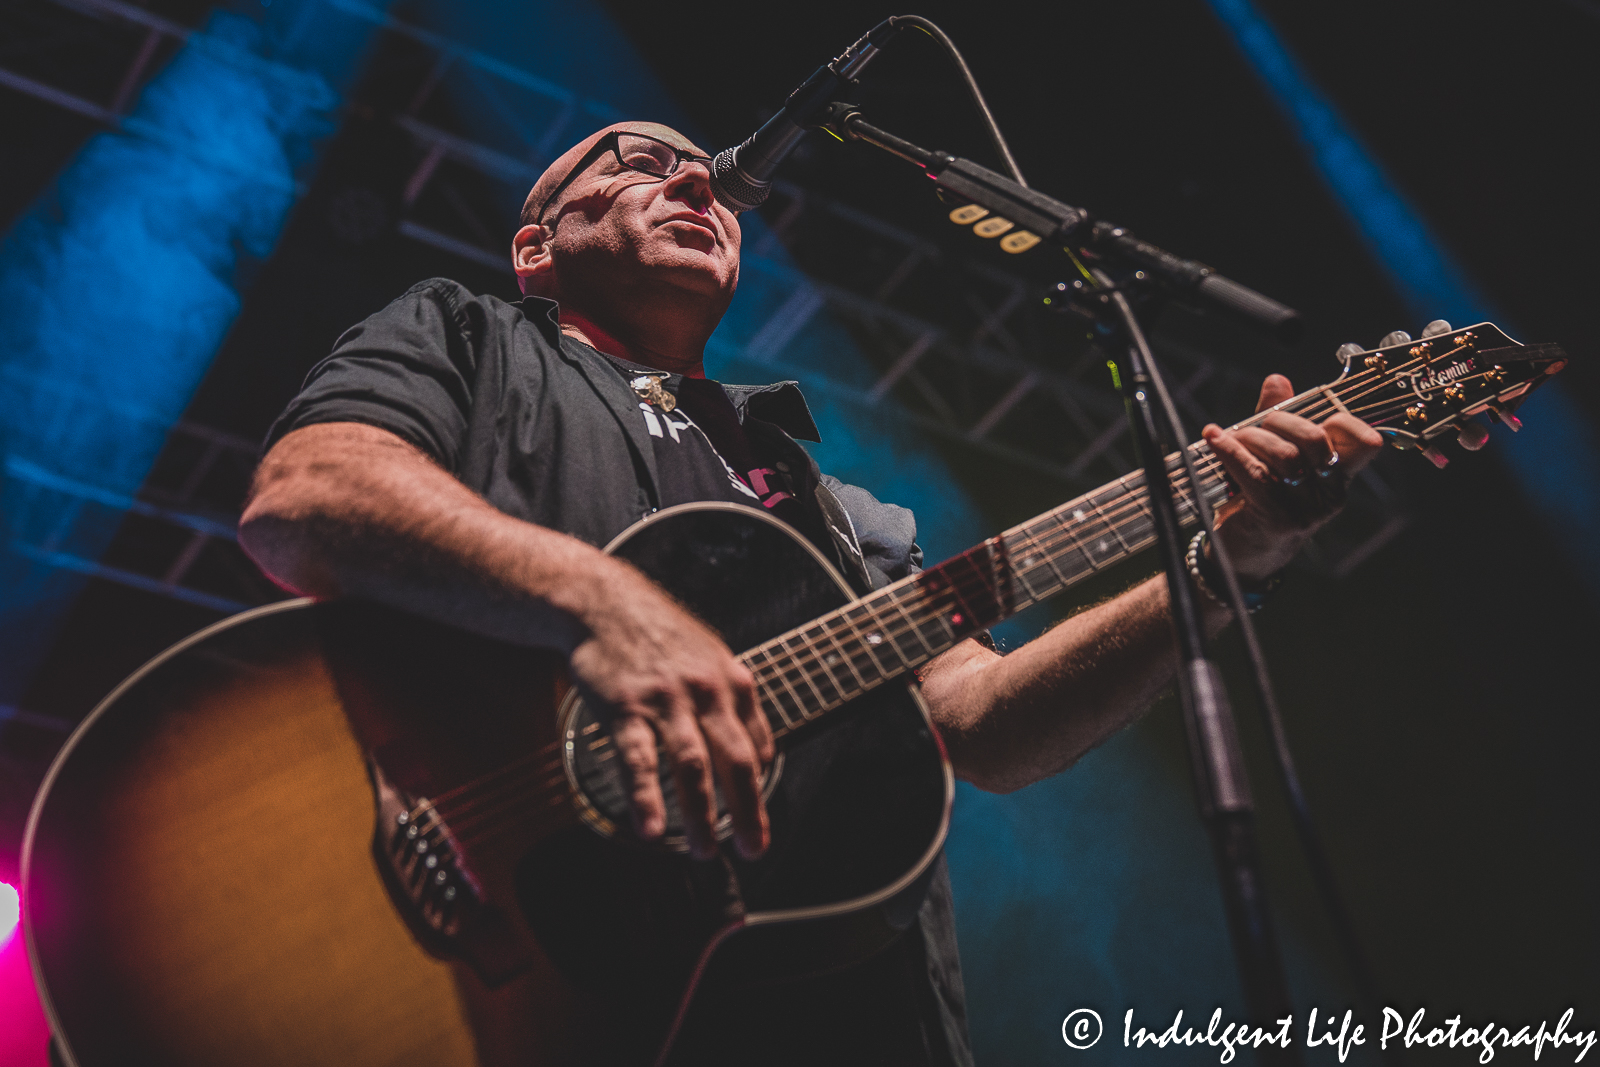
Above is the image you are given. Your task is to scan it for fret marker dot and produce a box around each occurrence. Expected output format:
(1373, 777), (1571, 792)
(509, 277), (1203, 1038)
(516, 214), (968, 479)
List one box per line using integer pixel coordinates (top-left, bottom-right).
(1023, 556), (1036, 567)
(825, 653), (840, 665)
(866, 633), (882, 645)
(951, 613), (964, 626)
(1073, 509), (1086, 521)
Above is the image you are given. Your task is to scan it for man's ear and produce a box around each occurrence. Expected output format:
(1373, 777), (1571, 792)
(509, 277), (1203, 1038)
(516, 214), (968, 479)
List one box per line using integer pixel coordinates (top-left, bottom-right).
(512, 223), (553, 291)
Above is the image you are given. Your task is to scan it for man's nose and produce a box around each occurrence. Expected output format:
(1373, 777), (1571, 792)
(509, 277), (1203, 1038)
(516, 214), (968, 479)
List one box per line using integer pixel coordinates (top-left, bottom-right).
(663, 160), (715, 213)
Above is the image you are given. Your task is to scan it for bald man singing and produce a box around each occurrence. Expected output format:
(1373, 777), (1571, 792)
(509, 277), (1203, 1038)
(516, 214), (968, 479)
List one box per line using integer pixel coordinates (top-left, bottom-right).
(241, 122), (1381, 1064)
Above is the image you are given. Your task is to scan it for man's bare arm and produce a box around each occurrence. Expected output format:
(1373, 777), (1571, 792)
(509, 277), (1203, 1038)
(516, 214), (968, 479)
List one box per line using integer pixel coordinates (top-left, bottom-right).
(919, 575), (1226, 793)
(239, 421), (772, 859)
(244, 422), (603, 645)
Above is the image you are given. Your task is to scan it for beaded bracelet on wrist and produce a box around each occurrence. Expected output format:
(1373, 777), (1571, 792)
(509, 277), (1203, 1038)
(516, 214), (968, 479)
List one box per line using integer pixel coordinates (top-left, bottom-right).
(1185, 529), (1280, 614)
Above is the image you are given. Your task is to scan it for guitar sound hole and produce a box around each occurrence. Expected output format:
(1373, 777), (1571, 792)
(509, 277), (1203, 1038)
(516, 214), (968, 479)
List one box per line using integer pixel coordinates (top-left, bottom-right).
(561, 692), (783, 852)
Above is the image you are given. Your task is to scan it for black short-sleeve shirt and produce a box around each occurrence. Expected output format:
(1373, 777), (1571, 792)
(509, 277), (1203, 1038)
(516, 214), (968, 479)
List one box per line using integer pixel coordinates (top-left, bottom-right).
(265, 278), (970, 1066)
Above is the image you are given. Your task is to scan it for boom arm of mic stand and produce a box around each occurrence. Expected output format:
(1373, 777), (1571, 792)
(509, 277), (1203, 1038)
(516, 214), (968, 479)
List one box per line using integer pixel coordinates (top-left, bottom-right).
(824, 105), (1303, 343)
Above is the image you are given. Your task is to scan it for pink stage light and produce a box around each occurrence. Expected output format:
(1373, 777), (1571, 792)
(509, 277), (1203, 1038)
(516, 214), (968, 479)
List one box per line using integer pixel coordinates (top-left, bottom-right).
(0, 883), (18, 946)
(0, 880), (50, 1067)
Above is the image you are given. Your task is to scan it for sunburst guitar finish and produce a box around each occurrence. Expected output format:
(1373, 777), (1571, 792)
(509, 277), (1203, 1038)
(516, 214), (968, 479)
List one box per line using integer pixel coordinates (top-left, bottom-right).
(24, 505), (952, 1067)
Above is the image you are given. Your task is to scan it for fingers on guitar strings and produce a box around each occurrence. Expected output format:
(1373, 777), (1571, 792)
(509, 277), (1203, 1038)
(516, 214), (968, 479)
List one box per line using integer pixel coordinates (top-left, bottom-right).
(613, 712), (669, 841)
(732, 665), (775, 766)
(697, 697), (770, 859)
(1205, 422), (1347, 528)
(658, 707), (721, 860)
(1255, 374), (1295, 411)
(1233, 426), (1311, 485)
(1256, 413), (1338, 483)
(1202, 425), (1278, 491)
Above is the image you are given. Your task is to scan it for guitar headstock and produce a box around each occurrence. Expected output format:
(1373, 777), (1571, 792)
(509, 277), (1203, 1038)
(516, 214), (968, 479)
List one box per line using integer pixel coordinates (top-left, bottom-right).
(1328, 322), (1567, 467)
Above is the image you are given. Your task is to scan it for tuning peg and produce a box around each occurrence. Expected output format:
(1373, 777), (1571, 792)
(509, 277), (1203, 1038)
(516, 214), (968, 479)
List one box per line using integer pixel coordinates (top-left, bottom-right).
(1334, 342), (1363, 368)
(1379, 330), (1413, 347)
(1457, 421), (1491, 451)
(1420, 446), (1449, 469)
(1421, 319), (1453, 338)
(1487, 403), (1522, 432)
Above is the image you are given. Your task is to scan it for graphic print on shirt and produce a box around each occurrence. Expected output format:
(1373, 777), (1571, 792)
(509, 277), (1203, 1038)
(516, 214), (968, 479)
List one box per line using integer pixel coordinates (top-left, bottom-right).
(744, 466), (794, 509)
(636, 401), (799, 510)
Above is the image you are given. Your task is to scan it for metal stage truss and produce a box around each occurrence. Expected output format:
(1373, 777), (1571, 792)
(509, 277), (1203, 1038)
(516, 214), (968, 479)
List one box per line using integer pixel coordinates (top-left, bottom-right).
(0, 0), (1413, 624)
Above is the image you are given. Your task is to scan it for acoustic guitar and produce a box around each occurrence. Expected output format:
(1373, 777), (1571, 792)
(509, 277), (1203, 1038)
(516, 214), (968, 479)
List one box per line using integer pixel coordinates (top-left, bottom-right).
(21, 325), (1565, 1065)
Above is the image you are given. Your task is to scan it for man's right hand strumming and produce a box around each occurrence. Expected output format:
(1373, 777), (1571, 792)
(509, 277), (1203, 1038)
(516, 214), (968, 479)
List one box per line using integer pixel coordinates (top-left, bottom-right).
(240, 420), (772, 865)
(569, 569), (772, 861)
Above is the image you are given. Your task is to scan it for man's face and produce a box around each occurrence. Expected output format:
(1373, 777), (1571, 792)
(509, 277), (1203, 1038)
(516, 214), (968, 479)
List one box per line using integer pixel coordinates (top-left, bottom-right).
(530, 123), (741, 305)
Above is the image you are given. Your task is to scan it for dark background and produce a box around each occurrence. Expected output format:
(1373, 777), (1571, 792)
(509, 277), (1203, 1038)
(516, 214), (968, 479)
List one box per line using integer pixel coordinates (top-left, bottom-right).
(2, 0), (1596, 1058)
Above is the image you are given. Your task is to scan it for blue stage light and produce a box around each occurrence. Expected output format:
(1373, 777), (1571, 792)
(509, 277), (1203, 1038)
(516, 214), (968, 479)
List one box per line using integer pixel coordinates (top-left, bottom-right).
(0, 5), (382, 699)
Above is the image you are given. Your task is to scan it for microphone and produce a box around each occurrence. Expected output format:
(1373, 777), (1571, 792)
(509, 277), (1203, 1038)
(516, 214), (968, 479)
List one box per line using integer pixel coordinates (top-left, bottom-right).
(710, 20), (901, 214)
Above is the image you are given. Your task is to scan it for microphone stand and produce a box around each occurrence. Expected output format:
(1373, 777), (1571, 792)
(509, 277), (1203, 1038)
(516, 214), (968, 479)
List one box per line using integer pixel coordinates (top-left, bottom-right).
(1097, 279), (1299, 1061)
(822, 103), (1301, 1059)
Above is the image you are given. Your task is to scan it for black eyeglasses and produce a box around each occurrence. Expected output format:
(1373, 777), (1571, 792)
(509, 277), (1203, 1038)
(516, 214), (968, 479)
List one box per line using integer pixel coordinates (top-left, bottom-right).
(533, 131), (713, 231)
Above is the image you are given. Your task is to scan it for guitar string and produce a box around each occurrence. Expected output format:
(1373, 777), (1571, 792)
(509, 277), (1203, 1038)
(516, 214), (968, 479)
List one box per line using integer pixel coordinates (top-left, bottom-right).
(769, 339), (1500, 665)
(739, 354), (1502, 716)
(427, 755), (572, 837)
(741, 447), (1238, 705)
(736, 355), (1410, 692)
(743, 450), (1232, 671)
(415, 349), (1510, 837)
(449, 768), (574, 844)
(433, 754), (566, 824)
(418, 574), (1081, 825)
(423, 740), (565, 807)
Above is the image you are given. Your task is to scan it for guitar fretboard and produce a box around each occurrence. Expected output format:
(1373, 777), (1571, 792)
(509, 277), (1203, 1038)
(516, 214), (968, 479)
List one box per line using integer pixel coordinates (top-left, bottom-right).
(744, 443), (1231, 739)
(743, 324), (1516, 739)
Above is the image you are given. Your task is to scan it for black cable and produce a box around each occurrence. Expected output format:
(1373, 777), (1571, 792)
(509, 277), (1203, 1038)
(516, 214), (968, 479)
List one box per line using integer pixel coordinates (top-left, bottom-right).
(887, 15), (1028, 188)
(1090, 264), (1390, 1037)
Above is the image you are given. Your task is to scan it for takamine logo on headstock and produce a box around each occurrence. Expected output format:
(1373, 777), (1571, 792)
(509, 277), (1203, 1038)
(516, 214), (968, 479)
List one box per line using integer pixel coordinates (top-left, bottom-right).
(1326, 320), (1568, 468)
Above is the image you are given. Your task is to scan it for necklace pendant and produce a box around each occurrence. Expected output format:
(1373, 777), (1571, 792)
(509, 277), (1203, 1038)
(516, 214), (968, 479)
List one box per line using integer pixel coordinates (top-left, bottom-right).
(630, 374), (676, 413)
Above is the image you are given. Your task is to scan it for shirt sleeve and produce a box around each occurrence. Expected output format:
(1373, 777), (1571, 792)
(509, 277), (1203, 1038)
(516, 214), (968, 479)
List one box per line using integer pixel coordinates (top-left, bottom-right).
(823, 476), (998, 654)
(263, 279), (479, 470)
(820, 475), (923, 584)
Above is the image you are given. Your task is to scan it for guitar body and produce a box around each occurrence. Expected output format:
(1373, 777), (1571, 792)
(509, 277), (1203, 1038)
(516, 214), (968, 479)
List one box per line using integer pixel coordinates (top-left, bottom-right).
(23, 504), (953, 1066)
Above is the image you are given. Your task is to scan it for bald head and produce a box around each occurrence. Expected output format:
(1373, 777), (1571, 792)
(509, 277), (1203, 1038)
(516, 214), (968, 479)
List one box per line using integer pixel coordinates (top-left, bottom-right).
(519, 121), (712, 230)
(509, 121), (740, 371)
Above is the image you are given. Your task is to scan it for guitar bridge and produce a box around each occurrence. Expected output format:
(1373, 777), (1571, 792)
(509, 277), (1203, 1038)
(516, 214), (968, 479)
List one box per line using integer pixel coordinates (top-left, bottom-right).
(367, 758), (482, 945)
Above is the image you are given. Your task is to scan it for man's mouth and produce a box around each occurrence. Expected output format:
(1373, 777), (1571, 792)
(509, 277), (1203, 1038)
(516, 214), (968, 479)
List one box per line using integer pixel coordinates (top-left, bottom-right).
(661, 214), (718, 241)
